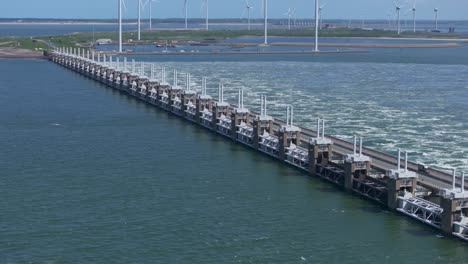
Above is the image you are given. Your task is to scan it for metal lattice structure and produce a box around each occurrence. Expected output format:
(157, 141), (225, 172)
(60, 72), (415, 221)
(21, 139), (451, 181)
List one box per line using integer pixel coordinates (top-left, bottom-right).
(316, 164), (345, 185)
(397, 196), (443, 228)
(285, 143), (309, 170)
(259, 131), (279, 158)
(353, 179), (388, 205)
(237, 121), (254, 146)
(216, 114), (232, 137)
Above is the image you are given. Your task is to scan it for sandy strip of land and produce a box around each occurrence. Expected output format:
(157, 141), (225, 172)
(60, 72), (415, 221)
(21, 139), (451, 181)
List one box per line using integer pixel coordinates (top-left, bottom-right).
(0, 22), (125, 25)
(269, 42), (463, 48)
(320, 36), (468, 42)
(0, 47), (44, 58)
(104, 50), (369, 56)
(186, 41), (463, 48)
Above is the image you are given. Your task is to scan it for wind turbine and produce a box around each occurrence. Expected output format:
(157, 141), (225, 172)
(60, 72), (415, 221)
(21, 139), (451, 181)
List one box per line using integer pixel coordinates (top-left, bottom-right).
(386, 12), (393, 30)
(118, 0), (122, 52)
(202, 0), (209, 30)
(293, 8), (297, 28)
(137, 0), (142, 40)
(319, 1), (327, 29)
(314, 0), (319, 51)
(242, 0), (253, 31)
(411, 1), (416, 32)
(434, 8), (439, 31)
(144, 0), (160, 31)
(263, 0), (268, 45)
(285, 8), (292, 30)
(118, 0), (129, 52)
(394, 1), (405, 35)
(184, 0), (188, 29)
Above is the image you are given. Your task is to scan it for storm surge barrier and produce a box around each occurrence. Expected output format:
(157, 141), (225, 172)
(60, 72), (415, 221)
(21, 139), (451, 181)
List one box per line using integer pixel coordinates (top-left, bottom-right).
(49, 48), (468, 243)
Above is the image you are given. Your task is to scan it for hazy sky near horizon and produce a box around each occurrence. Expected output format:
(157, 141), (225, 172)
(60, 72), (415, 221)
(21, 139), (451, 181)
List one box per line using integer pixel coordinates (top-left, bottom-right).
(2, 0), (467, 20)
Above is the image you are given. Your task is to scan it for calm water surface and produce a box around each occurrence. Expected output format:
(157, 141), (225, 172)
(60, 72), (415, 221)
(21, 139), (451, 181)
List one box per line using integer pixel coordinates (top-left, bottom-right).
(0, 48), (467, 263)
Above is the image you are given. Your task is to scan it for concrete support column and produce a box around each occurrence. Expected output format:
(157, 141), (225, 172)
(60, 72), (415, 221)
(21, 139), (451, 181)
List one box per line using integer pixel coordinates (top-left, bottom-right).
(308, 142), (333, 176)
(253, 119), (272, 149)
(211, 105), (220, 129)
(344, 162), (355, 190)
(344, 160), (370, 190)
(308, 144), (319, 175)
(211, 105), (227, 130)
(278, 131), (288, 161)
(181, 93), (188, 117)
(387, 178), (400, 210)
(387, 178), (418, 210)
(441, 197), (456, 235)
(230, 112), (248, 141)
(231, 113), (240, 140)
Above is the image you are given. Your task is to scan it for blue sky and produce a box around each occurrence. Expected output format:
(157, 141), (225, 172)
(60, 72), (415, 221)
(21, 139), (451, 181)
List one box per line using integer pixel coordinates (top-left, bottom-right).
(1, 0), (467, 20)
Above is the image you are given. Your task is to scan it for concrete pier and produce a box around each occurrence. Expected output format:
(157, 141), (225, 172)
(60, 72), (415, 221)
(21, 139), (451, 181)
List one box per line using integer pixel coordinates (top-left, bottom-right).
(50, 48), (468, 243)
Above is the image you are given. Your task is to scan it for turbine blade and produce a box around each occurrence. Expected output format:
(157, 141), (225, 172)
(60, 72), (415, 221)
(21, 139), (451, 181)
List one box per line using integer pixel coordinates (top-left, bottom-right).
(320, 1), (328, 9)
(122, 0), (128, 13)
(142, 0), (150, 9)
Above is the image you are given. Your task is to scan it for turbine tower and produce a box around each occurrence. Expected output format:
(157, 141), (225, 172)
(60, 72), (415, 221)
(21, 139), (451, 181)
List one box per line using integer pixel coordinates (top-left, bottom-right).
(411, 1), (416, 33)
(394, 1), (404, 35)
(118, 0), (122, 52)
(434, 8), (439, 31)
(263, 0), (268, 45)
(293, 8), (297, 28)
(314, 0), (319, 51)
(319, 2), (327, 29)
(285, 8), (292, 30)
(184, 0), (188, 29)
(147, 0), (159, 31)
(137, 0), (141, 40)
(244, 0), (253, 31)
(202, 0), (209, 30)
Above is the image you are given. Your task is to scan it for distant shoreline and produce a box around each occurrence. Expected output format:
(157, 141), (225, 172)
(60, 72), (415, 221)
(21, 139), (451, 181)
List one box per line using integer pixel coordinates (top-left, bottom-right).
(0, 47), (45, 59)
(0, 22), (132, 26)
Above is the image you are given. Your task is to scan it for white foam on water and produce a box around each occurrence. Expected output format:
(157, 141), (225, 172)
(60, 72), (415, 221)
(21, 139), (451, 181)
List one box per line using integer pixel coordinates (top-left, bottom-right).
(159, 61), (467, 170)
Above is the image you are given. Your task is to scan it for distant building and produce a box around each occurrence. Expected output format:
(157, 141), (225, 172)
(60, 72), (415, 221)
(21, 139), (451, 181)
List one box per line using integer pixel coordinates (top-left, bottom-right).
(95, 39), (112, 45)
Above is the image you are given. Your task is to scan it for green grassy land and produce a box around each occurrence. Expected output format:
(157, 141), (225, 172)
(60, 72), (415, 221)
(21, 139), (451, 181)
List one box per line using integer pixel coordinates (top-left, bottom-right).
(2, 28), (466, 51)
(0, 37), (49, 50)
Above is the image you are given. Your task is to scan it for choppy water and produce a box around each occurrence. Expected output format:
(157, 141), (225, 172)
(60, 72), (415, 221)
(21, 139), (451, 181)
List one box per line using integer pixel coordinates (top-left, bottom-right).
(1, 45), (468, 262)
(125, 46), (468, 172)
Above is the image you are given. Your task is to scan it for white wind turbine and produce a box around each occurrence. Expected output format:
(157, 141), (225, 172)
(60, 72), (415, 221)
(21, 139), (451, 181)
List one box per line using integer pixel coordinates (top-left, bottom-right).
(319, 1), (327, 29)
(285, 8), (292, 30)
(394, 1), (405, 35)
(118, 0), (123, 52)
(263, 0), (268, 45)
(143, 0), (160, 30)
(293, 8), (297, 28)
(314, 0), (319, 51)
(137, 0), (142, 40)
(434, 7), (439, 31)
(242, 0), (253, 31)
(411, 1), (416, 32)
(184, 0), (189, 29)
(118, 0), (128, 53)
(201, 0), (209, 30)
